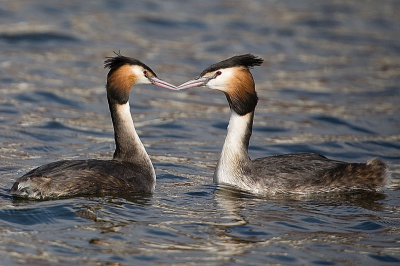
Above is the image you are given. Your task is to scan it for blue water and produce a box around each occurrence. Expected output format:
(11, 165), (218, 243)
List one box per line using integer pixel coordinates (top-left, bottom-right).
(1, 0), (400, 265)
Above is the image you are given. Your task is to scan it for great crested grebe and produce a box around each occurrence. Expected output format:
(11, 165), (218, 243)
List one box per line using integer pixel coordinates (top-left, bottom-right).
(178, 54), (388, 194)
(10, 53), (176, 199)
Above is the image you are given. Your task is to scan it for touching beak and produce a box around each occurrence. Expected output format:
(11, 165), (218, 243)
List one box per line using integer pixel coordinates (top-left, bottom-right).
(149, 77), (177, 90)
(177, 77), (210, 90)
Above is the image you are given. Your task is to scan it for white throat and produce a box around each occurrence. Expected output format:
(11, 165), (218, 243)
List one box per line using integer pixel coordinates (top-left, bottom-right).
(113, 102), (156, 188)
(115, 102), (144, 150)
(214, 111), (253, 187)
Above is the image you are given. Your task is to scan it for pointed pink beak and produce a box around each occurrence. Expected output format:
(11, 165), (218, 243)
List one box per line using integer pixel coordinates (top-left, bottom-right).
(149, 77), (178, 90)
(177, 77), (210, 90)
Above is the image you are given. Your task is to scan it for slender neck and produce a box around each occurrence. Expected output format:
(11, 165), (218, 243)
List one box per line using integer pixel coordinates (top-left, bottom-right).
(214, 110), (254, 185)
(107, 95), (155, 177)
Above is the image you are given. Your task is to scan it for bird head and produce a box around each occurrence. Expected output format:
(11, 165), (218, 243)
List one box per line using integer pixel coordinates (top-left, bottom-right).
(104, 52), (176, 104)
(178, 54), (263, 115)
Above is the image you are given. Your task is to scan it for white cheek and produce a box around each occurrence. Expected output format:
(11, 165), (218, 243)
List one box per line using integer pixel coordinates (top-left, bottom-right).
(130, 66), (151, 85)
(137, 75), (151, 85)
(207, 78), (226, 91)
(207, 71), (233, 92)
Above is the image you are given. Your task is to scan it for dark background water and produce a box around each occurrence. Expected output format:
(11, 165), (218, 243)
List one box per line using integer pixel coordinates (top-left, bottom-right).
(1, 0), (400, 265)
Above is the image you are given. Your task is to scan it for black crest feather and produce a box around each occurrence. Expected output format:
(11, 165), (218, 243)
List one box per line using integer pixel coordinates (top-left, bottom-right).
(199, 54), (263, 77)
(104, 51), (157, 77)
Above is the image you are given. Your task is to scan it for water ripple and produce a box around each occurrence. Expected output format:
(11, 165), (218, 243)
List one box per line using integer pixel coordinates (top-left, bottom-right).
(0, 32), (80, 44)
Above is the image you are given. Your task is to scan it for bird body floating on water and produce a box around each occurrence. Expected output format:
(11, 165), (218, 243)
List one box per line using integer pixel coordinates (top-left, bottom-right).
(177, 54), (388, 195)
(10, 53), (177, 200)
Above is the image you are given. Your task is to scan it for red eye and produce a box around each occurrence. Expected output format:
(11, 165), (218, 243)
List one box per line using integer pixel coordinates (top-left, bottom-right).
(143, 70), (148, 76)
(216, 71), (222, 76)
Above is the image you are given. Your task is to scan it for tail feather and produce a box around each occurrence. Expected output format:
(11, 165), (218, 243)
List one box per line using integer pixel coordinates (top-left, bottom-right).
(365, 158), (388, 188)
(320, 158), (388, 191)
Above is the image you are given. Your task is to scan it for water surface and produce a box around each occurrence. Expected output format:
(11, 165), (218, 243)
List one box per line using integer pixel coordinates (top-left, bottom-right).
(1, 0), (400, 265)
